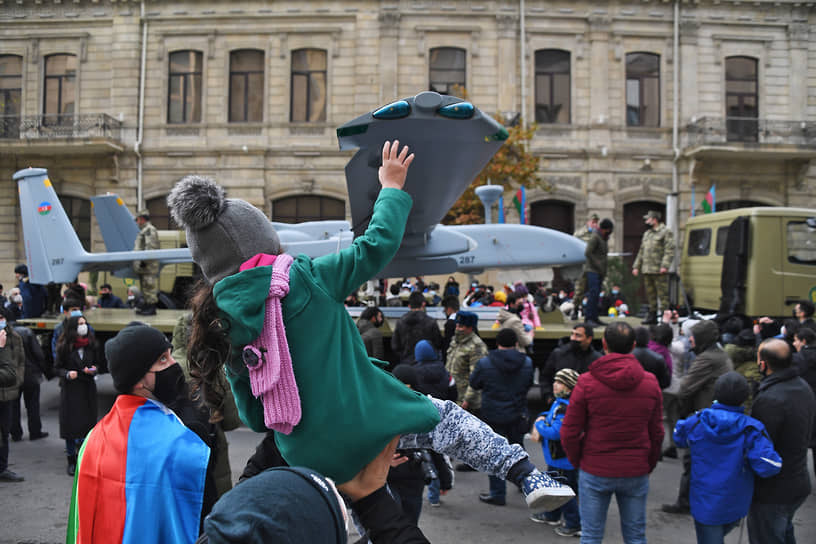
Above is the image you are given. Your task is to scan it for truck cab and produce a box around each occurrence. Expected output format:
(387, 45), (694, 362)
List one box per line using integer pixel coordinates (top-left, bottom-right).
(680, 207), (816, 318)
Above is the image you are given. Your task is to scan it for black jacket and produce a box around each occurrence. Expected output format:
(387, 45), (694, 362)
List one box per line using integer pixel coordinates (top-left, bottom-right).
(750, 367), (816, 504)
(391, 310), (443, 364)
(633, 346), (671, 389)
(13, 325), (46, 385)
(540, 342), (601, 401)
(470, 349), (533, 425)
(413, 357), (457, 402)
(794, 345), (816, 399)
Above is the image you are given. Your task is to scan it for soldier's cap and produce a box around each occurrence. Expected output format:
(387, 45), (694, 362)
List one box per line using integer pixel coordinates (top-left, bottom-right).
(588, 213), (599, 221)
(643, 210), (661, 221)
(136, 209), (150, 219)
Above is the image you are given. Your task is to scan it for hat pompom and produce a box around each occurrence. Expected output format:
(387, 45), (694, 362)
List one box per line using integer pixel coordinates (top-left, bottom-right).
(168, 175), (226, 229)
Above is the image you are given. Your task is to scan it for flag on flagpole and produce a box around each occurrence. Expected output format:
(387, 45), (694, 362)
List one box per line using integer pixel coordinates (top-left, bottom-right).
(701, 185), (716, 214)
(513, 187), (526, 224)
(498, 196), (505, 223)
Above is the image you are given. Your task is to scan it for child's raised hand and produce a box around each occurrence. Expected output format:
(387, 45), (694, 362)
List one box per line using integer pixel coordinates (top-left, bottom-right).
(378, 140), (415, 190)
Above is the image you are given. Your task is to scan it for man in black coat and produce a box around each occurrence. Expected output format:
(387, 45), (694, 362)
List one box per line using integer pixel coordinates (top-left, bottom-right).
(9, 324), (48, 441)
(540, 323), (601, 404)
(748, 338), (816, 544)
(792, 326), (816, 480)
(470, 328), (534, 506)
(391, 292), (443, 365)
(632, 327), (670, 389)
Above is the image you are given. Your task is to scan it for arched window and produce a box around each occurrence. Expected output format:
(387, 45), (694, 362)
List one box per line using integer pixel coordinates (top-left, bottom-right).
(626, 52), (660, 127)
(168, 50), (203, 123)
(529, 200), (574, 234)
(272, 195), (345, 224)
(146, 195), (172, 230)
(44, 53), (77, 125)
(429, 47), (466, 96)
(290, 49), (327, 122)
(229, 49), (264, 123)
(535, 50), (570, 124)
(0, 55), (22, 138)
(61, 195), (91, 251)
(725, 56), (758, 142)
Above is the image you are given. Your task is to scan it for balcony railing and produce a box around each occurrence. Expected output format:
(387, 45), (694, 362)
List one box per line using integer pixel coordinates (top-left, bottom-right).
(0, 113), (122, 141)
(686, 116), (816, 147)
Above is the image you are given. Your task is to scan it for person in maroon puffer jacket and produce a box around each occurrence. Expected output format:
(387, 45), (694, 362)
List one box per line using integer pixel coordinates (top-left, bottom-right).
(560, 321), (664, 544)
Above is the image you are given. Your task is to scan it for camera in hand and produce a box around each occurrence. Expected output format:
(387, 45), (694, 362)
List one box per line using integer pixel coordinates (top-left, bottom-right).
(397, 449), (439, 484)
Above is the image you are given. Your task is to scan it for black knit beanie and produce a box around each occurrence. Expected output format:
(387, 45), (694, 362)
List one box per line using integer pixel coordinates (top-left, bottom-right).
(714, 371), (750, 407)
(105, 324), (172, 394)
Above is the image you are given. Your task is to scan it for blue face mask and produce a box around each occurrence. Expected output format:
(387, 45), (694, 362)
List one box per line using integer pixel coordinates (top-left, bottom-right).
(0, 320), (6, 329)
(70, 310), (83, 318)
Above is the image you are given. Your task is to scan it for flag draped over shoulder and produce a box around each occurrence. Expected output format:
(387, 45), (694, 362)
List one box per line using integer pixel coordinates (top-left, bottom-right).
(67, 396), (210, 544)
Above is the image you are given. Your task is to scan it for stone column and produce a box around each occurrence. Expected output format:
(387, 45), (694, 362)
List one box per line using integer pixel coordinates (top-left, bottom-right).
(378, 11), (400, 104)
(496, 14), (519, 115)
(679, 19), (699, 122)
(788, 23), (809, 121)
(588, 15), (610, 130)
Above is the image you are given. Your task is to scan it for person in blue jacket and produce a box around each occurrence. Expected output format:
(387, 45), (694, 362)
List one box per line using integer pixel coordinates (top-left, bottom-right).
(530, 368), (582, 537)
(673, 371), (782, 544)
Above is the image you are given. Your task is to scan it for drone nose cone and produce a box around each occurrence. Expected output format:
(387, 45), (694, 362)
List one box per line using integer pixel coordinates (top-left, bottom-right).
(414, 91), (444, 111)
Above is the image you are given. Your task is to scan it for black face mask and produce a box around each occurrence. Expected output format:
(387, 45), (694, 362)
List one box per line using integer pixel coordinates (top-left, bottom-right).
(569, 340), (583, 351)
(150, 364), (187, 405)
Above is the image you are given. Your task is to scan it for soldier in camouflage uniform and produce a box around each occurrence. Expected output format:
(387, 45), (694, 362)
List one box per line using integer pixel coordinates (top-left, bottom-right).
(133, 209), (160, 315)
(632, 210), (675, 324)
(446, 311), (488, 417)
(569, 213), (599, 320)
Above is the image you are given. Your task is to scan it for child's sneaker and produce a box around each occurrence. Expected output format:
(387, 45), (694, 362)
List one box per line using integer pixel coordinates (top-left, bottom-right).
(521, 469), (576, 511)
(554, 526), (582, 537)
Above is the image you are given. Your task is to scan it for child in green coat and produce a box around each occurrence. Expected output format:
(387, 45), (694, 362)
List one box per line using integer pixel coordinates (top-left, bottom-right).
(170, 141), (573, 511)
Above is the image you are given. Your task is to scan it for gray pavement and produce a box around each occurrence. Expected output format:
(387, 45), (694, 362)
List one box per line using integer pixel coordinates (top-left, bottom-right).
(1, 376), (815, 543)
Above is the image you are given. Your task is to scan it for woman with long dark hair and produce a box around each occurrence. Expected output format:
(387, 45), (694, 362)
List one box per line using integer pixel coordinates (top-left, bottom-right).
(55, 315), (99, 475)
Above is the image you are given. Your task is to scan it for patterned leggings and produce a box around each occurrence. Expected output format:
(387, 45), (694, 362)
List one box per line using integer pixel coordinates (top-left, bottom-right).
(398, 397), (529, 480)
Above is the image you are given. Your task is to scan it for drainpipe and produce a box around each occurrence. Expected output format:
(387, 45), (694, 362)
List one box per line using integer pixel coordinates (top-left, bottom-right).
(135, 1), (148, 209)
(668, 0), (680, 257)
(519, 0), (526, 125)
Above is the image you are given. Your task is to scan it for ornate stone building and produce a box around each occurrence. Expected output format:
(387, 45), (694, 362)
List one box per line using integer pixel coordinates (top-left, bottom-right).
(1, 0), (814, 279)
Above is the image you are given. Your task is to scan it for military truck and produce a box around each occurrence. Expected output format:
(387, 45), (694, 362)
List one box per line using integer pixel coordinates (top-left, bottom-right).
(679, 207), (816, 318)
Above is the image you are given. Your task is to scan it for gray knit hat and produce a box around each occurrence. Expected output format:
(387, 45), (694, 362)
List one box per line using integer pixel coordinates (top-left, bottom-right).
(167, 175), (281, 284)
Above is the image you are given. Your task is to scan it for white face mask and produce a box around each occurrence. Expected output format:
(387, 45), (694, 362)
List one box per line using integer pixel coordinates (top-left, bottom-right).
(77, 324), (88, 337)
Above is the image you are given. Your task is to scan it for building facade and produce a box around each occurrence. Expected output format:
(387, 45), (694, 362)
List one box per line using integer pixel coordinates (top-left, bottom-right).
(1, 0), (814, 282)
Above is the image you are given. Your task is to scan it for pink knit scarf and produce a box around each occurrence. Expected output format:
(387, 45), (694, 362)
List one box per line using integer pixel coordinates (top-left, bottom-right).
(239, 253), (301, 434)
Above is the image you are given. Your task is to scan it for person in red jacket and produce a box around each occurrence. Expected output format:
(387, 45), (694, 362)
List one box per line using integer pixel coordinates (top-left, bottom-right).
(560, 321), (664, 544)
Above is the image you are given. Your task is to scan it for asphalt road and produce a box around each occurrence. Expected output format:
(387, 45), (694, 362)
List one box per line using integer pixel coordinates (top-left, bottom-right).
(1, 376), (815, 544)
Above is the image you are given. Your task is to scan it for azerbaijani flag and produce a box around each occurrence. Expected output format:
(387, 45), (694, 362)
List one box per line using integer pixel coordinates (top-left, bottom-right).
(701, 185), (716, 214)
(67, 395), (210, 544)
(513, 186), (527, 224)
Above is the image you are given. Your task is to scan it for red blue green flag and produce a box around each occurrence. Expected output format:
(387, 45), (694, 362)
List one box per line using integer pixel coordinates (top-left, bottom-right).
(512, 187), (527, 224)
(67, 395), (210, 544)
(701, 185), (716, 214)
